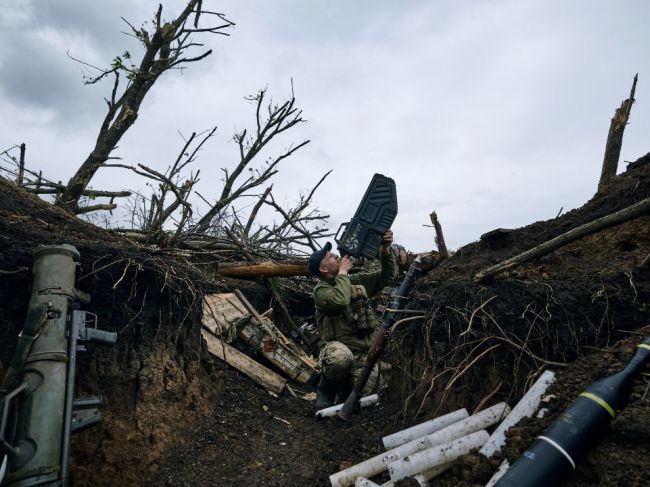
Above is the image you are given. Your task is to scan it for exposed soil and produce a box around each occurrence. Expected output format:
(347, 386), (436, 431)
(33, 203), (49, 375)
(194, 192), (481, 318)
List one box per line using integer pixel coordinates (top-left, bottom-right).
(143, 364), (406, 487)
(0, 154), (649, 486)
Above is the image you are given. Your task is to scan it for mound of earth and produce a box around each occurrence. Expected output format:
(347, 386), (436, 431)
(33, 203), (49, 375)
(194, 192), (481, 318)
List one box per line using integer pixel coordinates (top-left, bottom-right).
(0, 153), (649, 487)
(435, 327), (650, 487)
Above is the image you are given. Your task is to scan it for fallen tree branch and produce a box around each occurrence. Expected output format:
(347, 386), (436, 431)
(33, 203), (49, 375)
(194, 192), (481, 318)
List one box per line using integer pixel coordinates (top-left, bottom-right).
(475, 197), (650, 282)
(75, 203), (118, 214)
(216, 260), (310, 278)
(225, 234), (311, 350)
(264, 280), (311, 349)
(29, 188), (131, 198)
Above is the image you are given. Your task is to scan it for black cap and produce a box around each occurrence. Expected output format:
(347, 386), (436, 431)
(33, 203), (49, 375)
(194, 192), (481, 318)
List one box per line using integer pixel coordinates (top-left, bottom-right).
(308, 242), (332, 277)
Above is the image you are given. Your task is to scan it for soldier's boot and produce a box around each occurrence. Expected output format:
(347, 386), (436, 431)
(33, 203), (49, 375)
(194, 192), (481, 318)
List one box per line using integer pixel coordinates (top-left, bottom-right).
(315, 375), (339, 410)
(335, 379), (353, 403)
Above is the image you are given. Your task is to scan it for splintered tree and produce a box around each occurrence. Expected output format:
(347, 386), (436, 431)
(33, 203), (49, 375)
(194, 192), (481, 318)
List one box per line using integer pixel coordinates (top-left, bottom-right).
(598, 74), (638, 192)
(57, 1), (233, 214)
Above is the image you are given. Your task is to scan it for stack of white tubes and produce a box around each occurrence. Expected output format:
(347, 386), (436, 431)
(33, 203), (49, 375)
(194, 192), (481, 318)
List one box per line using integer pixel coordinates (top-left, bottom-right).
(329, 370), (557, 486)
(329, 402), (510, 487)
(482, 370), (556, 486)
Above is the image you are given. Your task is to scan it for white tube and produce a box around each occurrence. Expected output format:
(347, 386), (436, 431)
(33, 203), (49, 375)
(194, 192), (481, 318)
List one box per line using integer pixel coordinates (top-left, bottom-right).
(354, 478), (381, 487)
(329, 450), (391, 487)
(316, 394), (379, 418)
(381, 402), (510, 467)
(381, 462), (453, 487)
(382, 408), (469, 449)
(411, 475), (428, 487)
(485, 459), (510, 487)
(329, 403), (509, 487)
(416, 461), (454, 482)
(388, 430), (489, 481)
(479, 370), (555, 458)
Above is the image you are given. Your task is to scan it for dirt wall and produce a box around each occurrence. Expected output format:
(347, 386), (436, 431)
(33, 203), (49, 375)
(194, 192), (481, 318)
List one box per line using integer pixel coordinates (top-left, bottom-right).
(0, 179), (225, 485)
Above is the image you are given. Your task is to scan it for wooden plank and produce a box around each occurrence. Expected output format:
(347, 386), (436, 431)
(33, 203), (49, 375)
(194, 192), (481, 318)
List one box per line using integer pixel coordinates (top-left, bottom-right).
(202, 329), (286, 394)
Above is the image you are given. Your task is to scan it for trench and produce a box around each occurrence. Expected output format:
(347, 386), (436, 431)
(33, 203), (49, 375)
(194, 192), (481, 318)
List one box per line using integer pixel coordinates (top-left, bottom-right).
(1, 154), (649, 486)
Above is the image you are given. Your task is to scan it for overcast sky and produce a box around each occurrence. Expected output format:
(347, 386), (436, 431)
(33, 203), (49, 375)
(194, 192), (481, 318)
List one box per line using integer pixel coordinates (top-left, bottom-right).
(1, 0), (649, 252)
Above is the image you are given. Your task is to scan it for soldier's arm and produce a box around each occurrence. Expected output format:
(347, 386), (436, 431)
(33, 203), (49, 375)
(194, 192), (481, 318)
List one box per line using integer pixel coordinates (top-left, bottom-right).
(314, 276), (352, 312)
(355, 250), (398, 297)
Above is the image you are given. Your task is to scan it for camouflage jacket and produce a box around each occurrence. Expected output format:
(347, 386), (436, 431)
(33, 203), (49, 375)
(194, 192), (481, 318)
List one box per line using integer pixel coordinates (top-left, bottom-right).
(313, 251), (398, 353)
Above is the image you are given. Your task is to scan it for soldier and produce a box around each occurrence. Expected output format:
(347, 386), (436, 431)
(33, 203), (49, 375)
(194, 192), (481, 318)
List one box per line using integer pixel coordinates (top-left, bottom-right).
(309, 229), (398, 409)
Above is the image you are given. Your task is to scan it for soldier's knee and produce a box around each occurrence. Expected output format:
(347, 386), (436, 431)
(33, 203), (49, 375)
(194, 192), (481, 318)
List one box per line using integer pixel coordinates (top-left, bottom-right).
(319, 341), (353, 381)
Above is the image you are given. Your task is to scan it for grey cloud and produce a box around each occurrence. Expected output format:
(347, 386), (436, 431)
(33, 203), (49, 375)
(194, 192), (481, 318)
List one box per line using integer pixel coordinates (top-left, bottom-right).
(31, 0), (142, 47)
(2, 0), (650, 251)
(0, 32), (86, 110)
(0, 0), (218, 128)
(0, 0), (136, 125)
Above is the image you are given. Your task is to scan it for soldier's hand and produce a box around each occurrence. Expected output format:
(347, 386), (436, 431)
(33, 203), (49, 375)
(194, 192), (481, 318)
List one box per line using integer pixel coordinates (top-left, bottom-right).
(339, 255), (353, 275)
(381, 229), (393, 248)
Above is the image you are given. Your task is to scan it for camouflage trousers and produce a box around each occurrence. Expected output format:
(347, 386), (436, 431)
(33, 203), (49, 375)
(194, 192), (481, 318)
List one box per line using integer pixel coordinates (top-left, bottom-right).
(317, 340), (387, 395)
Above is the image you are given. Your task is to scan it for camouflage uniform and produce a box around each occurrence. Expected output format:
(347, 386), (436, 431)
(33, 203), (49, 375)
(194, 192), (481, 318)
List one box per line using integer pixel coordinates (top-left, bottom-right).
(314, 251), (398, 394)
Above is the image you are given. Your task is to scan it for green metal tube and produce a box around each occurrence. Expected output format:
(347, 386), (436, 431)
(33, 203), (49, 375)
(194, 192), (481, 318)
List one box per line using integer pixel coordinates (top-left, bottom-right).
(4, 245), (80, 486)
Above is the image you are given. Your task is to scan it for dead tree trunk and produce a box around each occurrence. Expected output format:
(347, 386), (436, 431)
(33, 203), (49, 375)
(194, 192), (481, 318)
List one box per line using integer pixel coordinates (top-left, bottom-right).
(475, 197), (650, 282)
(598, 74), (638, 192)
(16, 143), (25, 187)
(429, 211), (449, 258)
(216, 260), (310, 279)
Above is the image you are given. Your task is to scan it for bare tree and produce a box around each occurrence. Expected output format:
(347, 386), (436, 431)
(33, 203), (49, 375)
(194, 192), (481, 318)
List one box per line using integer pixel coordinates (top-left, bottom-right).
(255, 172), (332, 251)
(57, 1), (233, 213)
(225, 171), (333, 255)
(191, 88), (310, 234)
(108, 127), (216, 243)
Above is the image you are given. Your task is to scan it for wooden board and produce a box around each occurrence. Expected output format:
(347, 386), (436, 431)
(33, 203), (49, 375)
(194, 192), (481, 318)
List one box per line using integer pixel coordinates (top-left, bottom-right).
(202, 292), (248, 336)
(202, 329), (286, 394)
(203, 291), (317, 385)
